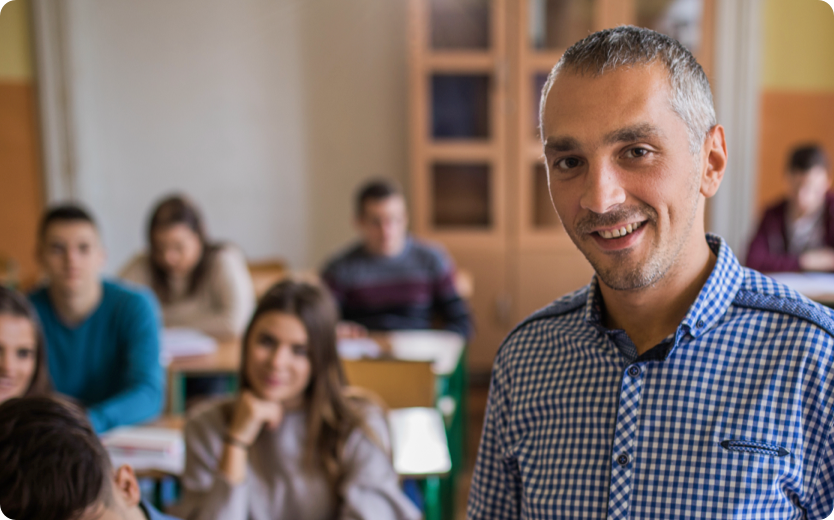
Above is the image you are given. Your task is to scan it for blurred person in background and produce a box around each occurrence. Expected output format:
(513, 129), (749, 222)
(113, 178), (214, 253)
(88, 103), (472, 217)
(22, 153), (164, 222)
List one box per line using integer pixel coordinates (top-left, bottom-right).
(746, 144), (834, 272)
(29, 204), (163, 433)
(321, 179), (472, 339)
(121, 195), (254, 340)
(0, 285), (50, 404)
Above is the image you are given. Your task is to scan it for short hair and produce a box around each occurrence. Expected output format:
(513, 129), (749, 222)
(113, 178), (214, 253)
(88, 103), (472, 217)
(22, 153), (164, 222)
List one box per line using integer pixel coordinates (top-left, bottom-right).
(540, 25), (716, 154)
(787, 144), (830, 173)
(0, 285), (51, 397)
(355, 179), (402, 217)
(38, 204), (97, 241)
(0, 396), (113, 520)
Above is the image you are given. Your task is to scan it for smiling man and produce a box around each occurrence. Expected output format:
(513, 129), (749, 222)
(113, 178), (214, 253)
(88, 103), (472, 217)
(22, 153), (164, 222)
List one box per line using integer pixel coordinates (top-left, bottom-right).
(467, 27), (834, 519)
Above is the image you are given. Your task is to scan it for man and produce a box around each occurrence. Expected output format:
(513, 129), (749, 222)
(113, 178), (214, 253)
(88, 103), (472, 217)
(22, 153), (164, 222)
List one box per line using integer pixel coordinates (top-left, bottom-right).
(468, 26), (834, 519)
(30, 205), (163, 433)
(0, 396), (180, 520)
(321, 179), (472, 339)
(747, 144), (834, 272)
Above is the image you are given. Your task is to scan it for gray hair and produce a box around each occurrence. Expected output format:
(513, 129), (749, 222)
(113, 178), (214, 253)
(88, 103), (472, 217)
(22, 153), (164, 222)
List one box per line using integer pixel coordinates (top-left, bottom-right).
(539, 25), (716, 154)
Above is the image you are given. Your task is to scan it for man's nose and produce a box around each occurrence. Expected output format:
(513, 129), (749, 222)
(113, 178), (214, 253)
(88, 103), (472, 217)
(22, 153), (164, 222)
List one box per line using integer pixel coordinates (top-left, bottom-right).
(579, 160), (626, 214)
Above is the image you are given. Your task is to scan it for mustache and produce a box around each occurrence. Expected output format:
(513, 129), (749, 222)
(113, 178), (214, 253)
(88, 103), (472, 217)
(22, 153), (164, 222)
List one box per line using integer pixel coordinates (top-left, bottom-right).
(575, 205), (657, 235)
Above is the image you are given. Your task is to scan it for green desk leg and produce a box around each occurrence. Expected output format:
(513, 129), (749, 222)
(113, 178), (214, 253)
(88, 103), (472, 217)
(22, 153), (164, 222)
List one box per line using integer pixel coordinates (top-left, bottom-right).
(424, 477), (442, 520)
(171, 372), (186, 415)
(435, 345), (468, 519)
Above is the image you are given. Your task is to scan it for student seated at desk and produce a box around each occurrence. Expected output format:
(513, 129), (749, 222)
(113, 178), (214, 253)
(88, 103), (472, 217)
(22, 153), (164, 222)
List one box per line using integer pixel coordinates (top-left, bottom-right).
(747, 144), (834, 272)
(29, 205), (164, 433)
(121, 195), (255, 339)
(0, 286), (51, 404)
(178, 280), (420, 520)
(0, 396), (180, 520)
(322, 179), (472, 339)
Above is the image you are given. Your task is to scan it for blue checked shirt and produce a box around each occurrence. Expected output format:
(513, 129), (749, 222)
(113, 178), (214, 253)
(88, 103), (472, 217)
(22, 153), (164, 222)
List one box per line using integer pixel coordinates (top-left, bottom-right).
(468, 235), (834, 519)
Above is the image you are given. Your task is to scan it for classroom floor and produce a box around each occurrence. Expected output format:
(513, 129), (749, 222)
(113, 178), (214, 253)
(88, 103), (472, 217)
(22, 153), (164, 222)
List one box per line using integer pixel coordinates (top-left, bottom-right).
(454, 381), (490, 520)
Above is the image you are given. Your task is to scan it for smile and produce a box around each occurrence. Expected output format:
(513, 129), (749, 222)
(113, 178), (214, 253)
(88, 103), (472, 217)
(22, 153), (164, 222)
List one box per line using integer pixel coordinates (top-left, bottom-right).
(596, 221), (643, 240)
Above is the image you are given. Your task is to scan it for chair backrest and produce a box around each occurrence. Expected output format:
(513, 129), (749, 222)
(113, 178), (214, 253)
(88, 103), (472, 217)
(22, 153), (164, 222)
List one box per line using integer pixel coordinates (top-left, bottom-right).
(341, 358), (435, 409)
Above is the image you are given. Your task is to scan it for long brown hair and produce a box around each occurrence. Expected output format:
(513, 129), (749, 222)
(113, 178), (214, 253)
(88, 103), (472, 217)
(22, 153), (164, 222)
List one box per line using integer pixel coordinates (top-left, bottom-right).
(238, 279), (378, 498)
(0, 286), (51, 397)
(147, 195), (220, 302)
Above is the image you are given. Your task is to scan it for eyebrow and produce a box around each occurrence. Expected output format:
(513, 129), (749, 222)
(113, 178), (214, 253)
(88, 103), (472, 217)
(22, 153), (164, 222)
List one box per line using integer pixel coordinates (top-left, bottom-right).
(543, 123), (663, 153)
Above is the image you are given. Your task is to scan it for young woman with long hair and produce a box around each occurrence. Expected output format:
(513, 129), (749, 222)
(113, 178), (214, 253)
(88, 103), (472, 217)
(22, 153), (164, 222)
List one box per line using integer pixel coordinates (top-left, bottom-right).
(121, 195), (255, 339)
(177, 280), (419, 520)
(0, 285), (51, 404)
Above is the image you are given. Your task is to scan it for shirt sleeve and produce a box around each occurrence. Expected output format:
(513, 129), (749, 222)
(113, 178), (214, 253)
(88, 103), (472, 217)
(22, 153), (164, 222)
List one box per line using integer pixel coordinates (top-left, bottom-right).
(467, 357), (522, 519)
(338, 410), (422, 520)
(430, 249), (473, 339)
(807, 423), (834, 520)
(186, 246), (256, 339)
(87, 289), (164, 433)
(178, 408), (250, 520)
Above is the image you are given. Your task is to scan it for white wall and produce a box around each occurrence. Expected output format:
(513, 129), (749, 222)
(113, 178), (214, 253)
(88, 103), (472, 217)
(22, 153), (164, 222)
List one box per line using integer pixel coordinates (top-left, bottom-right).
(36, 0), (408, 273)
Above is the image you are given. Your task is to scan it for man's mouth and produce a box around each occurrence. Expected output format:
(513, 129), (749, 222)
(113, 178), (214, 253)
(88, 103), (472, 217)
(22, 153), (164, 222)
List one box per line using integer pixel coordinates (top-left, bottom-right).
(595, 221), (644, 240)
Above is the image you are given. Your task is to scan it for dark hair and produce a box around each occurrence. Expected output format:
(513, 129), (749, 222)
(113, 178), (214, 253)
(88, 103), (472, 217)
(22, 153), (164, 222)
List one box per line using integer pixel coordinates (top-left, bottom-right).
(147, 195), (220, 303)
(238, 279), (378, 499)
(0, 396), (113, 520)
(355, 179), (402, 217)
(38, 204), (97, 242)
(0, 286), (51, 398)
(787, 144), (830, 174)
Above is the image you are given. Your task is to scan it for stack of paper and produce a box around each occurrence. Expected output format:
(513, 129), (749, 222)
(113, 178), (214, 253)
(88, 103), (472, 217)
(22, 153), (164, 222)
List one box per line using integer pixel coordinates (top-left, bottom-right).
(102, 426), (185, 475)
(161, 328), (217, 365)
(337, 337), (382, 359)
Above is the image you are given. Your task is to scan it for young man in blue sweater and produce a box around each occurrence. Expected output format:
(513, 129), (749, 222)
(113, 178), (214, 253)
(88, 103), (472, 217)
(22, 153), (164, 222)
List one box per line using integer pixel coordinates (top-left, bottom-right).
(29, 205), (163, 433)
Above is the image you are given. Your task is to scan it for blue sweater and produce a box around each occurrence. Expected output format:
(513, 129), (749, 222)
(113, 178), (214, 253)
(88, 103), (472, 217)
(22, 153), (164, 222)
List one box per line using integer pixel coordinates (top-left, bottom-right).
(30, 280), (164, 433)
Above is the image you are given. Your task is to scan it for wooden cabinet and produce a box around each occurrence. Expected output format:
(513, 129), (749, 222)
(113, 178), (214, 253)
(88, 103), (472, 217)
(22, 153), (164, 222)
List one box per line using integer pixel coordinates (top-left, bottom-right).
(408, 0), (715, 374)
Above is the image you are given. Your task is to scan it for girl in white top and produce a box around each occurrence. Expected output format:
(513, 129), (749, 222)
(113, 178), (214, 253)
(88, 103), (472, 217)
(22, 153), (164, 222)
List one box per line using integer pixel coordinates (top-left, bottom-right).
(176, 280), (421, 520)
(121, 195), (254, 339)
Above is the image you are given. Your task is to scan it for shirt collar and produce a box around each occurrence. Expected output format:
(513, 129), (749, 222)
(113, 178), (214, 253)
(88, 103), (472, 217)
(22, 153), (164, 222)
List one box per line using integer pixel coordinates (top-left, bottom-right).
(583, 234), (744, 350)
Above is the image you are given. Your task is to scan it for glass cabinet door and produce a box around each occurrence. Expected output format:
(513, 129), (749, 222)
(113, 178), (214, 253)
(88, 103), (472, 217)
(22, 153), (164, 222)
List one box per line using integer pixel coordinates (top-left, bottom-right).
(635, 0), (703, 53)
(529, 0), (595, 50)
(430, 0), (491, 49)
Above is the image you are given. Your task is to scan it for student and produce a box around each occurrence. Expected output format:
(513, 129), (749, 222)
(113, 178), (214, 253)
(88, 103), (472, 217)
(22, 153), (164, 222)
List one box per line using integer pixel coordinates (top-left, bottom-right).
(468, 27), (834, 518)
(321, 179), (472, 339)
(29, 204), (164, 433)
(746, 144), (834, 272)
(0, 286), (50, 404)
(0, 395), (180, 520)
(177, 280), (420, 520)
(121, 195), (255, 339)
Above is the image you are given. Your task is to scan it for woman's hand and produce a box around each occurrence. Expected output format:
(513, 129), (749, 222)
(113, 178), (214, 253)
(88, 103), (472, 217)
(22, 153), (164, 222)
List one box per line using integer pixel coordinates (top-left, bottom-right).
(228, 390), (283, 446)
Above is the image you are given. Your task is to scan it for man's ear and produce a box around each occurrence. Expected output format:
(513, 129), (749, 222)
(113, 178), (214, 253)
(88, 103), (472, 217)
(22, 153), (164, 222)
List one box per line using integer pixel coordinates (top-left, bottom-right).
(112, 464), (142, 508)
(700, 124), (727, 198)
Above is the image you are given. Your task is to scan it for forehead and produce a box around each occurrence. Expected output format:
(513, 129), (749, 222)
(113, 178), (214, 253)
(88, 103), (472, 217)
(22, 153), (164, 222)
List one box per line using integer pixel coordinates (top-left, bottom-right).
(542, 63), (680, 146)
(43, 220), (99, 242)
(0, 314), (36, 344)
(362, 195), (406, 215)
(253, 311), (308, 342)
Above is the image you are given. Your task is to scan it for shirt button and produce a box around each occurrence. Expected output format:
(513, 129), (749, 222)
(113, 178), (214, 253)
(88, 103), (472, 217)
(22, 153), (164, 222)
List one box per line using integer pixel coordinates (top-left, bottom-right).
(627, 365), (640, 378)
(697, 320), (705, 328)
(617, 454), (629, 466)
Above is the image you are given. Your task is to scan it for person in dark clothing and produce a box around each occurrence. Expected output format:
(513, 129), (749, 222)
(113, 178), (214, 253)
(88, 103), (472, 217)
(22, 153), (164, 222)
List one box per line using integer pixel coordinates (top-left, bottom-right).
(746, 144), (834, 272)
(321, 179), (472, 339)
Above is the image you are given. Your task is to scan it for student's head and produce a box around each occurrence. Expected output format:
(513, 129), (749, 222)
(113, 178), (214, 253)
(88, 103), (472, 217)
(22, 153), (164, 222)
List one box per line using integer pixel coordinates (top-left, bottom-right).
(37, 204), (106, 296)
(785, 144), (831, 217)
(539, 26), (726, 292)
(0, 396), (146, 520)
(0, 286), (50, 404)
(147, 195), (215, 301)
(354, 179), (408, 257)
(239, 280), (369, 490)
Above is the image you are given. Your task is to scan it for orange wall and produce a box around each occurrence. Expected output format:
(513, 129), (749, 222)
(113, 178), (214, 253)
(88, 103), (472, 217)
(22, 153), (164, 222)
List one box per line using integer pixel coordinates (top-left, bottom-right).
(0, 0), (43, 287)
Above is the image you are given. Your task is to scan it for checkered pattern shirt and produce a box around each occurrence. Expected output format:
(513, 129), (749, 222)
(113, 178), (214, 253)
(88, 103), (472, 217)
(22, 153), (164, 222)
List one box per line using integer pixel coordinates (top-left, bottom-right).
(468, 235), (834, 519)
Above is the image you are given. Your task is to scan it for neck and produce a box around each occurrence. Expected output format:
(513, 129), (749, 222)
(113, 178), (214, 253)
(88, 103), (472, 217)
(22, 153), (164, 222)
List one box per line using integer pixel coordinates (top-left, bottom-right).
(48, 280), (103, 326)
(600, 233), (716, 356)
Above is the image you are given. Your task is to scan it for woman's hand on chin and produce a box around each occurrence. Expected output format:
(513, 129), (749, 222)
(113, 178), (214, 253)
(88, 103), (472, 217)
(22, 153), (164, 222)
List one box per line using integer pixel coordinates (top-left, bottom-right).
(228, 389), (283, 446)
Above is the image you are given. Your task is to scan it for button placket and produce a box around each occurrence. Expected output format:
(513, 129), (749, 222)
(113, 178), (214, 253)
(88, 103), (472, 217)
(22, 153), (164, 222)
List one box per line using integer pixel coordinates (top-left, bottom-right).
(607, 364), (645, 520)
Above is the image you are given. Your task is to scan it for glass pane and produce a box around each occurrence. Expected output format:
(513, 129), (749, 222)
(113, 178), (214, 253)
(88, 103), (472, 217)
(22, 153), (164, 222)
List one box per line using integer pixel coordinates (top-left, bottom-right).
(431, 75), (491, 139)
(635, 0), (703, 53)
(532, 163), (562, 229)
(433, 163), (491, 228)
(529, 0), (594, 50)
(430, 0), (490, 50)
(532, 72), (549, 138)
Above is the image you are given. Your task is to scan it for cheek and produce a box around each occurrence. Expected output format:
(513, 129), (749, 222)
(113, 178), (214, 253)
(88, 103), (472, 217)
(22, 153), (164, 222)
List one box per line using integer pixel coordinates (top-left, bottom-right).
(293, 359), (312, 389)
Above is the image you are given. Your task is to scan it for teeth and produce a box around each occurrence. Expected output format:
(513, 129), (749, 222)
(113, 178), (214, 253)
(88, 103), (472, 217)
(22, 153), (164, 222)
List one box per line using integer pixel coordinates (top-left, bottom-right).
(598, 222), (643, 240)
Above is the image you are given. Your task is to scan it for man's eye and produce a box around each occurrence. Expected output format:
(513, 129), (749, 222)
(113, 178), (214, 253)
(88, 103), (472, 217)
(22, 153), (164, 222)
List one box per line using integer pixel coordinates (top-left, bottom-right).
(554, 157), (581, 170)
(625, 147), (649, 159)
